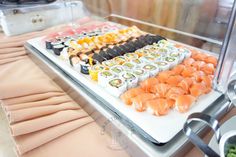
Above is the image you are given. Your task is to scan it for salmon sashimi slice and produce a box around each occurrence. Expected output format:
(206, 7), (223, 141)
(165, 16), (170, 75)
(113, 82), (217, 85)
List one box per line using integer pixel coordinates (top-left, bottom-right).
(166, 87), (186, 100)
(183, 58), (195, 67)
(131, 93), (156, 112)
(166, 75), (184, 86)
(150, 83), (171, 97)
(171, 64), (185, 75)
(192, 52), (208, 61)
(192, 61), (206, 70)
(201, 63), (215, 75)
(191, 71), (206, 82)
(140, 77), (159, 92)
(177, 77), (193, 92)
(146, 98), (169, 116)
(120, 88), (146, 105)
(156, 70), (175, 83)
(204, 56), (217, 67)
(175, 95), (196, 113)
(181, 66), (196, 77)
(190, 83), (206, 97)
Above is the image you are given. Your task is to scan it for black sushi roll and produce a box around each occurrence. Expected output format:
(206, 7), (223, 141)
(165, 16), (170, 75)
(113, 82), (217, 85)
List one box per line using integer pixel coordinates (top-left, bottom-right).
(105, 48), (119, 58)
(99, 50), (113, 60)
(118, 44), (130, 52)
(113, 45), (125, 55)
(123, 42), (136, 52)
(45, 39), (54, 49)
(52, 44), (64, 56)
(92, 53), (106, 63)
(132, 40), (145, 49)
(80, 59), (90, 75)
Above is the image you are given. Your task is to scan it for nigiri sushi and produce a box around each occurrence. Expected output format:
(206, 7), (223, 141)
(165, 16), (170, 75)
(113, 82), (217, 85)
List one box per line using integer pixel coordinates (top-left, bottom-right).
(189, 83), (206, 97)
(140, 77), (159, 92)
(200, 63), (215, 75)
(146, 98), (169, 116)
(120, 87), (146, 105)
(156, 70), (174, 83)
(166, 75), (184, 87)
(150, 83), (171, 97)
(166, 87), (186, 100)
(171, 64), (185, 75)
(204, 56), (217, 67)
(131, 93), (156, 112)
(177, 77), (193, 92)
(175, 95), (196, 113)
(183, 58), (195, 67)
(181, 66), (196, 77)
(192, 61), (205, 71)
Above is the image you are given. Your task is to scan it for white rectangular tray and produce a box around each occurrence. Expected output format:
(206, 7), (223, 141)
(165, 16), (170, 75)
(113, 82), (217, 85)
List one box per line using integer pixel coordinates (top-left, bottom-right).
(27, 37), (222, 143)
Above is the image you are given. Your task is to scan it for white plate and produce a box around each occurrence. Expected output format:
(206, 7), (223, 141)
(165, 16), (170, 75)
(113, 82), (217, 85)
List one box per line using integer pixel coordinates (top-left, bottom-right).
(27, 37), (222, 143)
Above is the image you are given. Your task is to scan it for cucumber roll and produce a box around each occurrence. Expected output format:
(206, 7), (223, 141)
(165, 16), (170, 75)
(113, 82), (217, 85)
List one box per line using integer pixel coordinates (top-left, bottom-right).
(106, 78), (127, 97)
(164, 57), (178, 68)
(133, 69), (149, 81)
(89, 64), (106, 81)
(154, 61), (170, 71)
(178, 48), (191, 58)
(122, 62), (136, 70)
(124, 53), (139, 61)
(120, 72), (138, 88)
(110, 66), (124, 75)
(98, 70), (115, 87)
(142, 64), (159, 77)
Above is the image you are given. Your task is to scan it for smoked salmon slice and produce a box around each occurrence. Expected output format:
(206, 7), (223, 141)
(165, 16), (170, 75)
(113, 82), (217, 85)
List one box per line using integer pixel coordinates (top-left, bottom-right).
(120, 87), (146, 105)
(140, 77), (159, 92)
(146, 98), (169, 116)
(131, 93), (156, 112)
(175, 95), (196, 113)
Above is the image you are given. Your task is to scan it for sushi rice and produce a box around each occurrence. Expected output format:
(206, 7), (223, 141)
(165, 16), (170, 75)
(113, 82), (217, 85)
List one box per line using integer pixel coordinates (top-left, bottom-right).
(154, 61), (170, 71)
(142, 64), (159, 77)
(106, 78), (127, 97)
(98, 70), (115, 87)
(132, 68), (149, 81)
(164, 57), (178, 68)
(120, 71), (138, 88)
(110, 65), (124, 76)
(122, 62), (136, 70)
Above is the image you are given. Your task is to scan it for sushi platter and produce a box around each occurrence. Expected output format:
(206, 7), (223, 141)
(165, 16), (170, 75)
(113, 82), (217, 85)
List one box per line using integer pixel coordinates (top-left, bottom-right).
(26, 21), (222, 144)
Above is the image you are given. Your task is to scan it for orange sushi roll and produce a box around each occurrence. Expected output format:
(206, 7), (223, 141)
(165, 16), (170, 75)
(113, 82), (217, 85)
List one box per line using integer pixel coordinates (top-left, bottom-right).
(120, 88), (146, 105)
(190, 83), (206, 97)
(181, 66), (196, 77)
(131, 93), (156, 112)
(204, 56), (217, 67)
(156, 70), (174, 83)
(192, 61), (206, 70)
(171, 64), (185, 75)
(175, 95), (196, 113)
(177, 77), (193, 92)
(191, 71), (205, 82)
(183, 58), (195, 67)
(166, 87), (186, 100)
(201, 63), (215, 75)
(166, 75), (184, 87)
(146, 98), (169, 116)
(140, 77), (159, 92)
(150, 83), (171, 97)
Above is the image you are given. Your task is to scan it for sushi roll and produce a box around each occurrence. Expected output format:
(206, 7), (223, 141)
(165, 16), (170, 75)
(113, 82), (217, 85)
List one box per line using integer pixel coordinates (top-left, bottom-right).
(122, 62), (136, 70)
(154, 61), (170, 71)
(80, 59), (91, 75)
(89, 64), (106, 81)
(52, 44), (64, 56)
(91, 52), (106, 63)
(148, 52), (162, 61)
(164, 57), (178, 68)
(169, 52), (185, 63)
(110, 65), (124, 75)
(133, 69), (149, 81)
(142, 64), (159, 77)
(102, 60), (116, 68)
(178, 48), (191, 58)
(98, 70), (115, 87)
(113, 56), (126, 65)
(45, 38), (56, 49)
(99, 50), (113, 60)
(131, 58), (143, 66)
(59, 47), (69, 62)
(157, 39), (168, 47)
(106, 78), (127, 97)
(120, 71), (138, 88)
(124, 53), (139, 61)
(140, 55), (157, 63)
(157, 48), (169, 57)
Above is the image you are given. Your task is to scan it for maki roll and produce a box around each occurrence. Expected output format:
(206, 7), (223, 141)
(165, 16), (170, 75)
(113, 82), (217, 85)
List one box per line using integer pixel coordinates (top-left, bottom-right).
(80, 59), (93, 75)
(106, 78), (127, 97)
(169, 52), (184, 63)
(89, 64), (106, 81)
(52, 44), (64, 56)
(158, 48), (169, 56)
(120, 71), (138, 88)
(140, 55), (157, 63)
(45, 38), (56, 49)
(102, 60), (116, 68)
(113, 56), (126, 65)
(148, 52), (162, 61)
(131, 58), (143, 66)
(122, 62), (136, 70)
(124, 53), (139, 61)
(92, 52), (106, 63)
(110, 66), (124, 75)
(178, 48), (191, 58)
(142, 64), (159, 77)
(157, 39), (168, 48)
(98, 70), (115, 87)
(133, 69), (149, 82)
(164, 57), (178, 68)
(99, 50), (113, 60)
(59, 47), (69, 62)
(154, 61), (170, 71)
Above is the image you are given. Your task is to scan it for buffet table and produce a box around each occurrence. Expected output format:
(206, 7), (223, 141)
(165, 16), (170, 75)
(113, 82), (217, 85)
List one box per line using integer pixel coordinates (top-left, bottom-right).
(0, 26), (234, 157)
